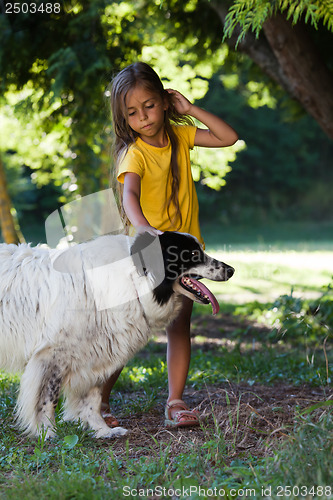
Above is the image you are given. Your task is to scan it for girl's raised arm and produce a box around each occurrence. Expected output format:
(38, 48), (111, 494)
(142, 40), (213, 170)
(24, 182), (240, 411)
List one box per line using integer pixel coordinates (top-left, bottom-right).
(166, 89), (238, 148)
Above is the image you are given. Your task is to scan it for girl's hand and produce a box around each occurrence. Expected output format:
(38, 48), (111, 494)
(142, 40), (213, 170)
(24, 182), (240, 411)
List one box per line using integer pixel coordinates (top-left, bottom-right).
(166, 89), (192, 115)
(137, 225), (163, 237)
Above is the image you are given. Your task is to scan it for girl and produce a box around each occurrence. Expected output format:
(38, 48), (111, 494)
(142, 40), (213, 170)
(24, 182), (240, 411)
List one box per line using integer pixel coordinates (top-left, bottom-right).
(102, 62), (238, 428)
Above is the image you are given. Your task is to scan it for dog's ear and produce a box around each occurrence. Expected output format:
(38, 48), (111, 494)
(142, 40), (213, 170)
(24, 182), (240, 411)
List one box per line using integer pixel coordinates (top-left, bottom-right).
(130, 232), (161, 277)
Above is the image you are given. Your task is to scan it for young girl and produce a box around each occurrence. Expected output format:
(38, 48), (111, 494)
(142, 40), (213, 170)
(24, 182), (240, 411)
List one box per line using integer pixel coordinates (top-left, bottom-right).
(102, 62), (238, 428)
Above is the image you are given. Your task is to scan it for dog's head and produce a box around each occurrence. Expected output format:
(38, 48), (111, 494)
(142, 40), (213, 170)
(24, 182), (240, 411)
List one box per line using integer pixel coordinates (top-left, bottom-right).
(131, 231), (234, 315)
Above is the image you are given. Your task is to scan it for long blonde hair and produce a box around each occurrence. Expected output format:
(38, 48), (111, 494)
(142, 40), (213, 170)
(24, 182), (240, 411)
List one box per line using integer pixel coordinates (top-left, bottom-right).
(109, 62), (193, 230)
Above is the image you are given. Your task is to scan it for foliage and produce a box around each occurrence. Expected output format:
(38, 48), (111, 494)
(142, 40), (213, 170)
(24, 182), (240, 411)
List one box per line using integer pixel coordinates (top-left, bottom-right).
(190, 140), (245, 190)
(195, 73), (333, 222)
(0, 89), (73, 189)
(224, 0), (333, 45)
(0, 2), (241, 212)
(0, 0), (145, 197)
(0, 90), (72, 239)
(269, 283), (333, 348)
(0, 12), (245, 234)
(237, 280), (333, 356)
(1, 0), (333, 234)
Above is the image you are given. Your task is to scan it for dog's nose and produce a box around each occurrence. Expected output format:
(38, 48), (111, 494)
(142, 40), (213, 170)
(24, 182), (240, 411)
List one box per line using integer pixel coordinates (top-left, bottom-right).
(227, 266), (235, 279)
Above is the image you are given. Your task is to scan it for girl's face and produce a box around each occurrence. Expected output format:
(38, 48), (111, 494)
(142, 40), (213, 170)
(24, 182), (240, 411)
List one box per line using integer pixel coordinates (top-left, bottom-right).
(125, 84), (168, 147)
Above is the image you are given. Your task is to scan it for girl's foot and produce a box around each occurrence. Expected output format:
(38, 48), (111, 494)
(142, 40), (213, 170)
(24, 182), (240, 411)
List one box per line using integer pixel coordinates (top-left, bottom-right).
(101, 403), (119, 428)
(165, 399), (200, 428)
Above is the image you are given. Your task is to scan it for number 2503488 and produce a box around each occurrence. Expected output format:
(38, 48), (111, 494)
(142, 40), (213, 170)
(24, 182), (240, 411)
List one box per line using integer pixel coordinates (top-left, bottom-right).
(4, 3), (61, 14)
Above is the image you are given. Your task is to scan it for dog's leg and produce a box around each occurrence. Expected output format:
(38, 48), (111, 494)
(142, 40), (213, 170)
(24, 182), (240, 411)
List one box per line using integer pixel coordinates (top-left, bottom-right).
(64, 385), (128, 438)
(16, 350), (64, 438)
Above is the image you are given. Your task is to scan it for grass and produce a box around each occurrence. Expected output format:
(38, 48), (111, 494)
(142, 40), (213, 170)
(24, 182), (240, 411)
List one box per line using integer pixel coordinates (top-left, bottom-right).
(1, 380), (332, 499)
(204, 249), (333, 308)
(1, 220), (333, 499)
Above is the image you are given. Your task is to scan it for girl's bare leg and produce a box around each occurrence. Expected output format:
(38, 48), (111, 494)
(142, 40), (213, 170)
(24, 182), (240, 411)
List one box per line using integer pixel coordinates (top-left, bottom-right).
(166, 296), (197, 424)
(101, 297), (196, 426)
(101, 368), (123, 426)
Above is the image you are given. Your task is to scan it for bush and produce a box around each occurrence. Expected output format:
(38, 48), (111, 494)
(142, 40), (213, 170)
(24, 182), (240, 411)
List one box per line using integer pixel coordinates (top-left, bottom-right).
(269, 281), (333, 347)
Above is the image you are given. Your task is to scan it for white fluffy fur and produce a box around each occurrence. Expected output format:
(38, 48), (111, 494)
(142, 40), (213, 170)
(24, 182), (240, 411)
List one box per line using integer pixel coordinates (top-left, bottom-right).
(0, 234), (183, 438)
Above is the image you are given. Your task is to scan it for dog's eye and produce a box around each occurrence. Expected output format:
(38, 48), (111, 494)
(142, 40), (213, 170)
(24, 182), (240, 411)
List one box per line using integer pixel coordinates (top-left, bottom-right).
(191, 250), (201, 260)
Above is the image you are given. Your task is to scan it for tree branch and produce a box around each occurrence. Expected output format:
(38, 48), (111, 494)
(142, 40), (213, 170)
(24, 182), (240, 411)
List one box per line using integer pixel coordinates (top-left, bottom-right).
(210, 2), (289, 90)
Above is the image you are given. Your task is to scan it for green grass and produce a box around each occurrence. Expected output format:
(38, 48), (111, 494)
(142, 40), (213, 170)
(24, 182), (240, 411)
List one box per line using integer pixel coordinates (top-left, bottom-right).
(202, 250), (332, 307)
(1, 220), (332, 499)
(1, 378), (332, 500)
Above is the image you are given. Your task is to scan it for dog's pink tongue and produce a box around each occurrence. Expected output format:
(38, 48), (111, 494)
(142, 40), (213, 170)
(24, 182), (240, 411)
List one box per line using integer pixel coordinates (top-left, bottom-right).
(192, 279), (220, 315)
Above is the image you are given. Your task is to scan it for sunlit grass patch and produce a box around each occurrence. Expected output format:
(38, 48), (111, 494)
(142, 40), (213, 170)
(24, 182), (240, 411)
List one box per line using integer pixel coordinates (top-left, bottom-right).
(0, 371), (21, 387)
(203, 220), (333, 305)
(114, 359), (168, 393)
(204, 249), (333, 304)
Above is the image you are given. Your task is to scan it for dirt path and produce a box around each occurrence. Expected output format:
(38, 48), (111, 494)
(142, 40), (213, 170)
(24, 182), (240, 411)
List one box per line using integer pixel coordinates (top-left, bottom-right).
(106, 313), (332, 460)
(108, 383), (330, 462)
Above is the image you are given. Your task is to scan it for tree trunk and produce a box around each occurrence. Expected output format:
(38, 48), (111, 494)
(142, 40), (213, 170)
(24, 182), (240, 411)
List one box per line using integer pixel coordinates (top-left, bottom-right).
(0, 157), (22, 244)
(263, 13), (333, 140)
(212, 4), (333, 140)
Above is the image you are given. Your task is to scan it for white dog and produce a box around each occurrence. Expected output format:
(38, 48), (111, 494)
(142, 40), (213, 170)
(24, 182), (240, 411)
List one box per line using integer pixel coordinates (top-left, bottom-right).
(0, 231), (234, 438)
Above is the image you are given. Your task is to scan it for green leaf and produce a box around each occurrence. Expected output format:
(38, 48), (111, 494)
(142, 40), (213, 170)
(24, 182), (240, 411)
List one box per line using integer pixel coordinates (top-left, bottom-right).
(63, 434), (79, 449)
(300, 400), (333, 416)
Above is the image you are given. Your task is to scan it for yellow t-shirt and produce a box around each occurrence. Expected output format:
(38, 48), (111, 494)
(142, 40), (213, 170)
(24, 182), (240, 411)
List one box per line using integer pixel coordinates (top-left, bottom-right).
(117, 125), (203, 245)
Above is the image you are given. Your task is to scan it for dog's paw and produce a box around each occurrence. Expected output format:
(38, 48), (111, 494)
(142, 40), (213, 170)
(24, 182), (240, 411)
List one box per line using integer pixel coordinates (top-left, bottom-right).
(112, 426), (128, 437)
(95, 426), (128, 439)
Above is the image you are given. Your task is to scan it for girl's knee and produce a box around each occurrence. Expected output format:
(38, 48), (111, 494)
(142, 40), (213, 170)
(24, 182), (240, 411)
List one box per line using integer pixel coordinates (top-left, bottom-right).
(166, 321), (191, 341)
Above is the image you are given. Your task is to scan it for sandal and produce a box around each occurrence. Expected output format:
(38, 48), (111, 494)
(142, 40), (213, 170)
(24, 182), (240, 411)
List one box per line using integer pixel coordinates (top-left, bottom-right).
(101, 404), (119, 428)
(165, 399), (200, 428)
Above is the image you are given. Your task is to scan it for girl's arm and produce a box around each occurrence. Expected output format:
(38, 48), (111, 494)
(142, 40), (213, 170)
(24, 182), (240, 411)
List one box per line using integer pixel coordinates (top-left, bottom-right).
(122, 172), (161, 234)
(166, 89), (238, 148)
